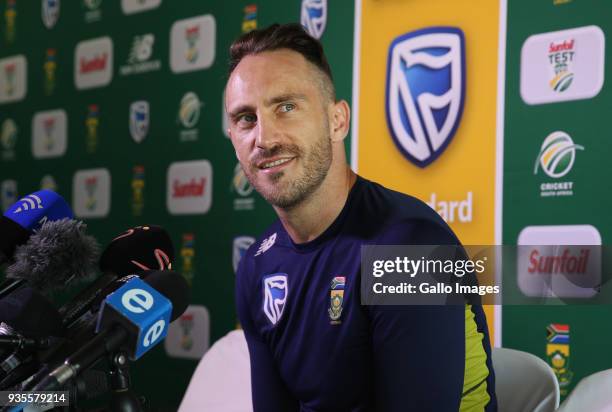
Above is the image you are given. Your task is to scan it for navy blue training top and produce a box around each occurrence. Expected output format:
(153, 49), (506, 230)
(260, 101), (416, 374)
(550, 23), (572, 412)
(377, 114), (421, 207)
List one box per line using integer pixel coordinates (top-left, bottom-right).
(236, 175), (497, 411)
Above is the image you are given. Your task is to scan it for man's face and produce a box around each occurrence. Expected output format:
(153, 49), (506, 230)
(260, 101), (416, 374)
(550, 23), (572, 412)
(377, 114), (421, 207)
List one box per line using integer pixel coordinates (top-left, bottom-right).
(225, 49), (333, 209)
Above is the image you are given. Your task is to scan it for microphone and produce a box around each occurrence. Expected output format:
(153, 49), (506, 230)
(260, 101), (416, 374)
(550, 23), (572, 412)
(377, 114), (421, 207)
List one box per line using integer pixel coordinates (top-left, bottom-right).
(60, 225), (175, 330)
(31, 270), (189, 392)
(0, 218), (100, 299)
(0, 190), (73, 265)
(8, 271), (161, 395)
(100, 225), (175, 275)
(3, 226), (175, 393)
(0, 287), (63, 340)
(0, 288), (64, 388)
(0, 220), (98, 388)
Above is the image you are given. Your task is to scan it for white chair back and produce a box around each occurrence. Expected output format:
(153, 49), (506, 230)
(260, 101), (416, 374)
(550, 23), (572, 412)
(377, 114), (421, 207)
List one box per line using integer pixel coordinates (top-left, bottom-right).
(492, 347), (560, 412)
(557, 369), (612, 412)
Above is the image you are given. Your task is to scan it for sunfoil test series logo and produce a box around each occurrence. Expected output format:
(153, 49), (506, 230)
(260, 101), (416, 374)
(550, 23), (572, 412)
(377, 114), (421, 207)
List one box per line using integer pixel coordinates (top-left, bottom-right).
(386, 27), (466, 168)
(521, 26), (604, 105)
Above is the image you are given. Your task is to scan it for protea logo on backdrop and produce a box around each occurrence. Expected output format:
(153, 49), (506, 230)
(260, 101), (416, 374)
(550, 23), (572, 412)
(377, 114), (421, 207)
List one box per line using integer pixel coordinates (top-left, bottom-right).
(242, 4), (257, 33)
(44, 48), (57, 96)
(131, 165), (145, 216)
(386, 27), (466, 168)
(546, 323), (573, 397)
(85, 104), (99, 153)
(301, 0), (326, 39)
(180, 233), (195, 285)
(4, 0), (16, 45)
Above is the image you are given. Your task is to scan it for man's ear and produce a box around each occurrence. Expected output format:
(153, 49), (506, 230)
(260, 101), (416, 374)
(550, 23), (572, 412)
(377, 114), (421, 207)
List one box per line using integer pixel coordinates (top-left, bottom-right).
(330, 100), (350, 143)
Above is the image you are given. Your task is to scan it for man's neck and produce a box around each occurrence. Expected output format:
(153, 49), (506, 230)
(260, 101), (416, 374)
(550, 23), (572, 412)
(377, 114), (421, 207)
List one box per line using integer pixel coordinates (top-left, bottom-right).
(275, 167), (356, 244)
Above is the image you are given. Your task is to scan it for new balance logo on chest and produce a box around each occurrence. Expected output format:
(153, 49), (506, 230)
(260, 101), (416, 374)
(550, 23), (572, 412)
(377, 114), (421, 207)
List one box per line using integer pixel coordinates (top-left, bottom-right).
(255, 232), (277, 256)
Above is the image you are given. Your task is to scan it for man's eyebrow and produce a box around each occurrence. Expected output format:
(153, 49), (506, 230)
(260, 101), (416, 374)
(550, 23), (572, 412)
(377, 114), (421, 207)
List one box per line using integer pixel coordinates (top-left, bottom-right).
(228, 104), (254, 119)
(264, 93), (307, 106)
(228, 94), (308, 119)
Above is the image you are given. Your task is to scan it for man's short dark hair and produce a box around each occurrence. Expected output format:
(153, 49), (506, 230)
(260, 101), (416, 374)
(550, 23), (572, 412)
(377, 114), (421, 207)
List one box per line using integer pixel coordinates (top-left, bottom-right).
(228, 23), (335, 101)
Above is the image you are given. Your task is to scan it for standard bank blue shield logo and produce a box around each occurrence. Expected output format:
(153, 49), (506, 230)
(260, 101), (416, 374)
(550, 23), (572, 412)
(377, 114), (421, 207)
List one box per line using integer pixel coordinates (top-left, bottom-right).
(233, 236), (255, 274)
(386, 27), (466, 168)
(301, 0), (327, 39)
(263, 274), (288, 325)
(130, 101), (149, 143)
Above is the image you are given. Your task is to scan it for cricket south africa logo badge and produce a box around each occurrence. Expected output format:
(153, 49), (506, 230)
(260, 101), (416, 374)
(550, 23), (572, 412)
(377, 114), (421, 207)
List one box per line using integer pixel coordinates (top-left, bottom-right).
(386, 27), (466, 168)
(328, 276), (345, 324)
(263, 274), (288, 326)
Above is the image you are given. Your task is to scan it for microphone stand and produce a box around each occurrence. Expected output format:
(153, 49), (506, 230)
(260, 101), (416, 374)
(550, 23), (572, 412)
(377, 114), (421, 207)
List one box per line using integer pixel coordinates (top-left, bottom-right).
(107, 351), (147, 412)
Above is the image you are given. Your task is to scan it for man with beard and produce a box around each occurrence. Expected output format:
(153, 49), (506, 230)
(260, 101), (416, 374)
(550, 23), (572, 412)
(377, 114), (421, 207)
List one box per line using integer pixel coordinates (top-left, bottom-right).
(226, 23), (496, 412)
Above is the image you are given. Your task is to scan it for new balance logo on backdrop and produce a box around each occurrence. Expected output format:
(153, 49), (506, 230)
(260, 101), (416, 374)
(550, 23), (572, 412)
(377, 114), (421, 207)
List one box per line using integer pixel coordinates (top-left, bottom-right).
(386, 27), (466, 168)
(120, 34), (161, 76)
